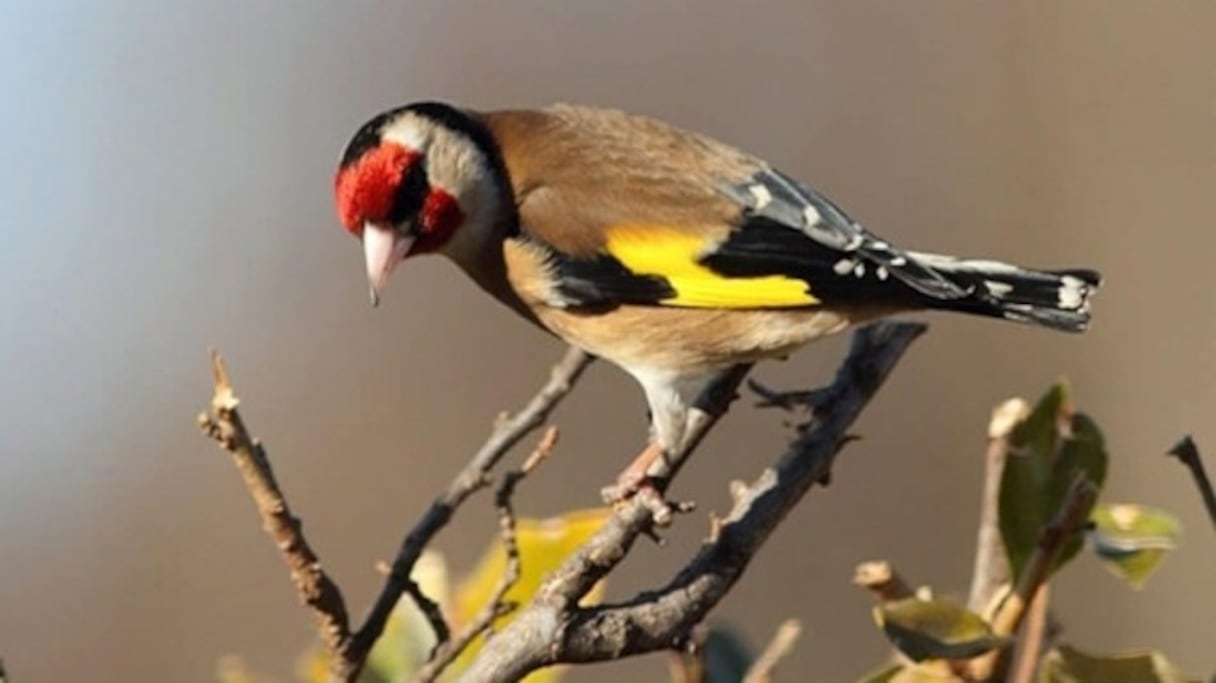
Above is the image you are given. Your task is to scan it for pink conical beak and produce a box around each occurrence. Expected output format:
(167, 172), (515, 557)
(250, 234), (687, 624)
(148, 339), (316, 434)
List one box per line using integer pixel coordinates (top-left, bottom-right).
(363, 222), (414, 307)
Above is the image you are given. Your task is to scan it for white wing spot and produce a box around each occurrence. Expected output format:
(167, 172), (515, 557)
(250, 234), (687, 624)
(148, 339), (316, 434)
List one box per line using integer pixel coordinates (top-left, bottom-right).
(909, 252), (1021, 274)
(834, 258), (856, 275)
(984, 280), (1014, 298)
(853, 262), (866, 278)
(844, 234), (864, 251)
(1059, 275), (1086, 309)
(890, 256), (907, 267)
(870, 240), (890, 251)
(876, 265), (889, 281)
(802, 205), (821, 226)
(748, 183), (773, 209)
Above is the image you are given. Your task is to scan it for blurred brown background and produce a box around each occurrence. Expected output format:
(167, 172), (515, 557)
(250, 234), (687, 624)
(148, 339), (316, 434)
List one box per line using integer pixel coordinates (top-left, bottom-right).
(1, 1), (1213, 681)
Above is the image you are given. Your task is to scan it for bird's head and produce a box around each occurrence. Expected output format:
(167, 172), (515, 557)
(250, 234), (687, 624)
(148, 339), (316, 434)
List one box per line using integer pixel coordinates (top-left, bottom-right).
(334, 102), (508, 305)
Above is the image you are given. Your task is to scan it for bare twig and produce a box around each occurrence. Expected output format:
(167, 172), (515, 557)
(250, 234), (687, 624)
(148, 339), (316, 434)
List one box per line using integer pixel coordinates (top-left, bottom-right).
(198, 351), (355, 666)
(969, 473), (1097, 681)
(1009, 583), (1050, 683)
(853, 560), (915, 603)
(411, 427), (561, 683)
(853, 560), (922, 671)
(968, 399), (1028, 614)
(742, 619), (802, 683)
(346, 347), (592, 677)
(747, 381), (828, 413)
(1166, 435), (1216, 531)
(199, 347), (592, 682)
(458, 321), (927, 682)
(475, 360), (758, 633)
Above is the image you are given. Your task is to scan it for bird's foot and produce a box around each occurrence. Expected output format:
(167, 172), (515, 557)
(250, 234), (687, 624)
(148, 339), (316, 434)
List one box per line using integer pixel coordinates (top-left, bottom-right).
(600, 441), (696, 526)
(600, 474), (694, 528)
(599, 465), (649, 505)
(600, 441), (664, 504)
(749, 379), (842, 433)
(633, 482), (676, 527)
(749, 379), (835, 414)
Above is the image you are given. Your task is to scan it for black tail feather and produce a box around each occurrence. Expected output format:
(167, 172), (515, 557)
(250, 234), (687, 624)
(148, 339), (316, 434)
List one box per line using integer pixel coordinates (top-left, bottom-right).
(907, 252), (1101, 332)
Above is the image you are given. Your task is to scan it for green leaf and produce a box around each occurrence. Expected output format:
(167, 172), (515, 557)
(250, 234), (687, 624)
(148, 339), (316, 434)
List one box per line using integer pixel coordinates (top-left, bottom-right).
(1040, 644), (1197, 683)
(858, 664), (904, 683)
(873, 598), (1010, 663)
(858, 662), (963, 682)
(1089, 503), (1182, 588)
(998, 383), (1107, 581)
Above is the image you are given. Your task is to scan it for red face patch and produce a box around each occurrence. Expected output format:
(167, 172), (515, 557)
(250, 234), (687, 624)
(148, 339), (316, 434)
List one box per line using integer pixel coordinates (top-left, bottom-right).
(334, 142), (421, 235)
(410, 189), (466, 254)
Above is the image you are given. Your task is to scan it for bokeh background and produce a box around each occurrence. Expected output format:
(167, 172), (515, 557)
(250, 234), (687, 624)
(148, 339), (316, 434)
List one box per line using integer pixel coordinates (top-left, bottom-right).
(2, 1), (1213, 681)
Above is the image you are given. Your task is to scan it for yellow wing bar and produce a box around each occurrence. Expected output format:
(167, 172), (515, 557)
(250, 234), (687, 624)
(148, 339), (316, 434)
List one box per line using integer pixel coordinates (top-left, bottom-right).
(603, 224), (819, 308)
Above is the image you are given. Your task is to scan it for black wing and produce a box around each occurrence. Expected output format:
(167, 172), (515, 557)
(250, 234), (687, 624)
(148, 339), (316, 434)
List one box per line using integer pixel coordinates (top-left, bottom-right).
(714, 167), (971, 305)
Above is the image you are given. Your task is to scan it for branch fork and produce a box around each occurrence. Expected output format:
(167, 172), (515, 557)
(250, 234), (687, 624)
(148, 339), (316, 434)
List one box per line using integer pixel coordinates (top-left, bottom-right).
(199, 323), (927, 682)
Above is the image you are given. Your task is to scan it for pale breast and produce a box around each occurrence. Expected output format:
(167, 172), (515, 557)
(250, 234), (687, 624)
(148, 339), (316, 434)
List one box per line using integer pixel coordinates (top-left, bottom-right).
(539, 302), (858, 375)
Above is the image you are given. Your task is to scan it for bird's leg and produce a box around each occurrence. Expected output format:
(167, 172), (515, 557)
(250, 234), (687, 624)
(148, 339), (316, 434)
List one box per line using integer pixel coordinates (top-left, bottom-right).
(600, 441), (684, 526)
(600, 440), (664, 503)
(601, 374), (712, 525)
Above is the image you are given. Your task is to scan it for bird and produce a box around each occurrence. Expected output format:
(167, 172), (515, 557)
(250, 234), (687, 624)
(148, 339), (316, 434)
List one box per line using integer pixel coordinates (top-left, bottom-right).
(333, 101), (1100, 510)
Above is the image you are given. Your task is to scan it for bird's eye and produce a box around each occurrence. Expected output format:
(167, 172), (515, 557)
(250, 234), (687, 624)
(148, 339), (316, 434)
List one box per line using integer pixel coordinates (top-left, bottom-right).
(387, 157), (430, 229)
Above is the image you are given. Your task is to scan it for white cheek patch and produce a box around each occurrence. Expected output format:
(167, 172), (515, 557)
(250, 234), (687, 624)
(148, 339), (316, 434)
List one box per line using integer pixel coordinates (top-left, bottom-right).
(382, 121), (431, 152)
(377, 113), (507, 271)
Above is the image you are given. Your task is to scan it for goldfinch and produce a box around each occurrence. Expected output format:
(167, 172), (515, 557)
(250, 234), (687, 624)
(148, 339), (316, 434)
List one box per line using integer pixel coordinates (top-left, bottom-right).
(334, 101), (1100, 499)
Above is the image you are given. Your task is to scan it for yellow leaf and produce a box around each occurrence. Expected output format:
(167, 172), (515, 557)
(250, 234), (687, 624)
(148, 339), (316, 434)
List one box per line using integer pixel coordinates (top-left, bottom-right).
(296, 551), (451, 683)
(367, 550), (451, 676)
(445, 508), (612, 682)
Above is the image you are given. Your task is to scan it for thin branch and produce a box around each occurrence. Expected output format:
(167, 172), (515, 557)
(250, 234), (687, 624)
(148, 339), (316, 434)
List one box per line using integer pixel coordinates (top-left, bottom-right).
(853, 560), (921, 671)
(1166, 435), (1216, 531)
(853, 560), (915, 603)
(346, 347), (593, 677)
(969, 473), (1098, 681)
(411, 427), (561, 683)
(199, 347), (592, 682)
(477, 360), (758, 631)
(967, 399), (1028, 614)
(1009, 583), (1050, 683)
(742, 619), (802, 683)
(458, 321), (927, 682)
(197, 351), (354, 665)
(632, 363), (756, 526)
